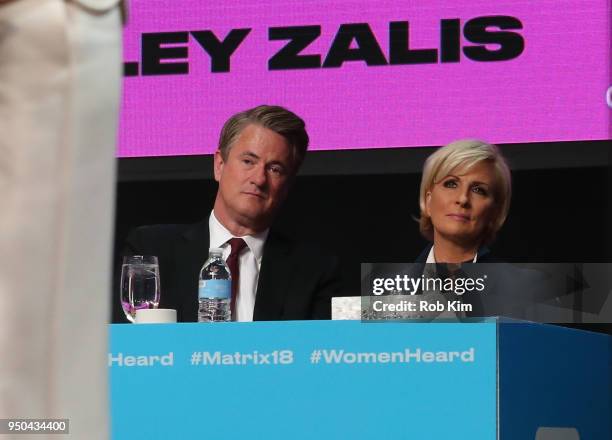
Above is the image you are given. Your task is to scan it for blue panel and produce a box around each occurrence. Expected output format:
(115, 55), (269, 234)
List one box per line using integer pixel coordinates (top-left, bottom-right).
(110, 321), (497, 439)
(499, 322), (612, 440)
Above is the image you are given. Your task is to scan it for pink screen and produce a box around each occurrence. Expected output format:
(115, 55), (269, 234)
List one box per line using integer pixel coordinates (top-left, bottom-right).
(119, 0), (611, 157)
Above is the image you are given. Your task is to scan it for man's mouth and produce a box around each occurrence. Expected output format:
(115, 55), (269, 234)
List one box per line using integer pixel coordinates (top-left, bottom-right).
(243, 191), (266, 199)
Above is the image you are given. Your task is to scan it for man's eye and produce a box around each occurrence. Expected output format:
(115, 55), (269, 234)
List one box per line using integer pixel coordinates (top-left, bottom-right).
(269, 166), (284, 175)
(242, 158), (254, 165)
(443, 179), (457, 188)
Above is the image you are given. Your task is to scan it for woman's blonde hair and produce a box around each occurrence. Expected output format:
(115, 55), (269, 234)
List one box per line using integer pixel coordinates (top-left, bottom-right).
(418, 139), (512, 246)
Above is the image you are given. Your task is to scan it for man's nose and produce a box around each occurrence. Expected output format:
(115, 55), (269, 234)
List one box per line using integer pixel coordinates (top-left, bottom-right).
(249, 164), (267, 187)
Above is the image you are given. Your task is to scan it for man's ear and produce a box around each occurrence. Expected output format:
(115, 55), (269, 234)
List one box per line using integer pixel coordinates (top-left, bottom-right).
(213, 150), (224, 182)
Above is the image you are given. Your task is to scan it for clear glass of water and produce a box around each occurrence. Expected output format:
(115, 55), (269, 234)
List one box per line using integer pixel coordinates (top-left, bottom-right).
(120, 255), (161, 323)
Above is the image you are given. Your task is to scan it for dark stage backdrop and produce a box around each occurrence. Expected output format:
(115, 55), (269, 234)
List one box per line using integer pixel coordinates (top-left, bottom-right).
(112, 145), (612, 332)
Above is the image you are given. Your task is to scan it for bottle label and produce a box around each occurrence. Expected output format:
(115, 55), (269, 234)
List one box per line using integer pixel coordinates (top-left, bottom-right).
(198, 279), (231, 299)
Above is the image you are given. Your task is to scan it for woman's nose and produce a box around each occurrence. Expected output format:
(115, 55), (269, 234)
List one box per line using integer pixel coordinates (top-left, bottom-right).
(456, 188), (470, 207)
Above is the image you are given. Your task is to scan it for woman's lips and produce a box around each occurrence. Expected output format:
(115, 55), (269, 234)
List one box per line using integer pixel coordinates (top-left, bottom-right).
(447, 213), (470, 222)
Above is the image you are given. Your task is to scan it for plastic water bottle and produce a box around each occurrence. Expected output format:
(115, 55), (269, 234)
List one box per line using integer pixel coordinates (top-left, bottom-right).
(198, 248), (231, 322)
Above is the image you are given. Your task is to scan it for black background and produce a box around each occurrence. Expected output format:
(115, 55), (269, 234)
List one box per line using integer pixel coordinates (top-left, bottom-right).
(113, 140), (612, 331)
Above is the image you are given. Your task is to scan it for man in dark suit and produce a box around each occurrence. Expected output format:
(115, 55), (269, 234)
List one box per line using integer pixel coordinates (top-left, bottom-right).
(120, 105), (340, 322)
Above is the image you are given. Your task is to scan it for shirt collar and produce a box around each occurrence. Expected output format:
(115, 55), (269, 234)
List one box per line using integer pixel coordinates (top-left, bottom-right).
(209, 211), (269, 261)
(426, 246), (478, 263)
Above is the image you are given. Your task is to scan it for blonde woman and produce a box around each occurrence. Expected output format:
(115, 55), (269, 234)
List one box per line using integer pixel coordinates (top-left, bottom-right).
(416, 139), (512, 263)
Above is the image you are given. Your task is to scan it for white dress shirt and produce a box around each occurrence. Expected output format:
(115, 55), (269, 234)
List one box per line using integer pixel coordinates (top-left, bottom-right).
(209, 211), (268, 322)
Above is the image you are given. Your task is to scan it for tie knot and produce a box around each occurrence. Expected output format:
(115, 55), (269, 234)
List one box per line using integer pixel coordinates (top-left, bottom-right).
(227, 237), (247, 257)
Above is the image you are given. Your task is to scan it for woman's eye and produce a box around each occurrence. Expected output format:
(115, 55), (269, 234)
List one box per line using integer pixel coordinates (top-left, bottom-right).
(472, 186), (488, 196)
(443, 179), (457, 188)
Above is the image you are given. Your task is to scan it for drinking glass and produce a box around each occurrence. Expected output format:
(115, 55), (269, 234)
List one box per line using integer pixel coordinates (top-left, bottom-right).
(120, 256), (161, 323)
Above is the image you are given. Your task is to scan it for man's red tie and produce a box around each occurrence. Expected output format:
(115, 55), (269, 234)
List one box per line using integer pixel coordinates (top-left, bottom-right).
(226, 238), (247, 320)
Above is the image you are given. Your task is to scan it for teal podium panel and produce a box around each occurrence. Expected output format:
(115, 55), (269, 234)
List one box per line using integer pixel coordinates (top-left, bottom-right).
(109, 320), (610, 439)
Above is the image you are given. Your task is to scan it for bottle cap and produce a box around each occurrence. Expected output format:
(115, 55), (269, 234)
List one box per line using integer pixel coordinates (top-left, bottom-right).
(209, 247), (224, 256)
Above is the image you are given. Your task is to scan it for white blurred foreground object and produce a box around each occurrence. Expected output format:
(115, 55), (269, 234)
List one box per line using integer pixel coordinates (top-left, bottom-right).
(135, 309), (177, 324)
(0, 0), (122, 439)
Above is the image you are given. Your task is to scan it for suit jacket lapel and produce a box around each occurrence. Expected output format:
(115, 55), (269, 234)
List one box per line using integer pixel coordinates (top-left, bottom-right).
(415, 245), (433, 263)
(253, 231), (292, 320)
(177, 223), (294, 321)
(177, 221), (210, 322)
